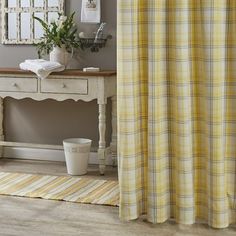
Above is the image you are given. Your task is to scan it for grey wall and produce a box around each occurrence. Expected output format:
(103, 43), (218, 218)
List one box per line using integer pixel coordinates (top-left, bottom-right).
(0, 0), (117, 147)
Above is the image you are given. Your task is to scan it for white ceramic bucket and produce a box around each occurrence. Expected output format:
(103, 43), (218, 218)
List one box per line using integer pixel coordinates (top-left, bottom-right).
(50, 45), (70, 67)
(63, 138), (92, 176)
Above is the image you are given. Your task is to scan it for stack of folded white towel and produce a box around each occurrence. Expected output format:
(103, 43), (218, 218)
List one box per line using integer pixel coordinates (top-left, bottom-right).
(20, 59), (65, 79)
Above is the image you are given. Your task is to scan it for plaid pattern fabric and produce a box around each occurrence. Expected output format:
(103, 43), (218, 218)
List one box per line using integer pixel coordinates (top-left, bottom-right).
(117, 0), (236, 228)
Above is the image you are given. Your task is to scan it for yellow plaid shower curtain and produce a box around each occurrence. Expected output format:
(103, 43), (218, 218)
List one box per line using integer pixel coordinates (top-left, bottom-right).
(117, 0), (236, 228)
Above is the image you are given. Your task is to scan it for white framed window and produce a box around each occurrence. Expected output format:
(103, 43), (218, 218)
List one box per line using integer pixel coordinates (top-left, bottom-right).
(1, 0), (65, 44)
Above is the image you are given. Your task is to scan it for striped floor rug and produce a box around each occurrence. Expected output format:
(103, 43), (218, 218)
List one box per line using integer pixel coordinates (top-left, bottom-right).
(0, 172), (119, 206)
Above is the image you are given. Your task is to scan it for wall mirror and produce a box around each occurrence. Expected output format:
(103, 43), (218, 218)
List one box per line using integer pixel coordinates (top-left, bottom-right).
(1, 0), (65, 44)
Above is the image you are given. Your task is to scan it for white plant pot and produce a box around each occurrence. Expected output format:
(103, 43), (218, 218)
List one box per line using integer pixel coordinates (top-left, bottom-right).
(63, 138), (92, 176)
(50, 45), (70, 67)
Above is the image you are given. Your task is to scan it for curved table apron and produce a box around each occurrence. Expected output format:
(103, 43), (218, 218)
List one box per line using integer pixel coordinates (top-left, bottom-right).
(0, 69), (117, 175)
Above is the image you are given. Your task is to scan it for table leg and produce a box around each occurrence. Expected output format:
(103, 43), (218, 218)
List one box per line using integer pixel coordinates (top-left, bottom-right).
(0, 98), (4, 157)
(98, 103), (106, 175)
(110, 96), (117, 167)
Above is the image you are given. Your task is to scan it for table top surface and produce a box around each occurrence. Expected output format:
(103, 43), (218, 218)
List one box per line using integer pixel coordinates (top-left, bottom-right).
(0, 68), (117, 77)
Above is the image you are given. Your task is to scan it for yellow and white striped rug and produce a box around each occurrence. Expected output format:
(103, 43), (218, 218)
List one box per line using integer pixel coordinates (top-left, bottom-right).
(0, 172), (119, 206)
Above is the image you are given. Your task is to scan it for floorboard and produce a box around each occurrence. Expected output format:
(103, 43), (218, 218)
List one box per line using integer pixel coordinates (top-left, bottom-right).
(0, 158), (235, 236)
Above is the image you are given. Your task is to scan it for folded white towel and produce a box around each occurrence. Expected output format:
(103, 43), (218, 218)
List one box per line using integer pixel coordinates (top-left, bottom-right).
(81, 0), (101, 23)
(25, 59), (63, 71)
(19, 59), (65, 79)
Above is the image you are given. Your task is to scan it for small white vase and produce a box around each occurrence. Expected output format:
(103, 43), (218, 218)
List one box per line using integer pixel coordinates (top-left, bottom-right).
(49, 45), (70, 67)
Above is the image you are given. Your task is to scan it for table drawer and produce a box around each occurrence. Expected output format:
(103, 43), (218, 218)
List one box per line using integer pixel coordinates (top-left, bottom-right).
(41, 78), (88, 94)
(0, 77), (38, 93)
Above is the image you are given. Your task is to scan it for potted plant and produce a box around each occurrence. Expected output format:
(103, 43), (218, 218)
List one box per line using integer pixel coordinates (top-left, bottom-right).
(34, 12), (80, 66)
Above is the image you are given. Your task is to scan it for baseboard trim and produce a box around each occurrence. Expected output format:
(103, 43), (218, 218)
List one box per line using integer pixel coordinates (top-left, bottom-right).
(3, 147), (113, 165)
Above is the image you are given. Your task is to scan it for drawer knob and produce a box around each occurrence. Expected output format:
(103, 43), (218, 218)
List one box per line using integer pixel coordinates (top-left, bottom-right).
(62, 83), (66, 88)
(12, 83), (17, 87)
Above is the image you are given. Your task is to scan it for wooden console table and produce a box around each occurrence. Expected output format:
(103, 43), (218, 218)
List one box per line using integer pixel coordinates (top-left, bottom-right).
(0, 68), (117, 175)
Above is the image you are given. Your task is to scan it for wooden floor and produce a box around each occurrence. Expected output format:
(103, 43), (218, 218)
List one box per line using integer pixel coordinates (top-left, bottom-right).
(0, 158), (118, 180)
(0, 158), (235, 236)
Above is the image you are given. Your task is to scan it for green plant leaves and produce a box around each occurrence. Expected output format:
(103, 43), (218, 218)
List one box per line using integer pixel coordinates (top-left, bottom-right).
(33, 12), (80, 58)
